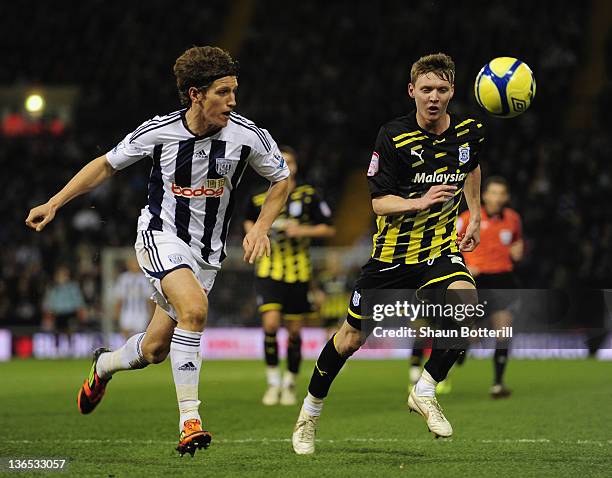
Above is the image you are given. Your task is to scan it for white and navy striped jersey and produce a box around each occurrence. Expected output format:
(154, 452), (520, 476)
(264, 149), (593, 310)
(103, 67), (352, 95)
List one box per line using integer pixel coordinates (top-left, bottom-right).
(106, 109), (290, 267)
(113, 271), (153, 320)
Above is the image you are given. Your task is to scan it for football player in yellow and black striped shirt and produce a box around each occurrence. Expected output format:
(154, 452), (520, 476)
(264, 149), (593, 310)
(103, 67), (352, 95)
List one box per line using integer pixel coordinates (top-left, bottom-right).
(293, 53), (484, 454)
(245, 145), (335, 406)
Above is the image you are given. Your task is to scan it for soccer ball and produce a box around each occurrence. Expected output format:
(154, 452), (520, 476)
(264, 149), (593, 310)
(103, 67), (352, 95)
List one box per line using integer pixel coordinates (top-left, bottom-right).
(474, 57), (536, 118)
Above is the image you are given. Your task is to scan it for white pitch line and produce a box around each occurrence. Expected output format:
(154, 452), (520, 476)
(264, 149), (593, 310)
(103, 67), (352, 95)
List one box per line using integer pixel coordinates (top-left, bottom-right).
(2, 438), (610, 446)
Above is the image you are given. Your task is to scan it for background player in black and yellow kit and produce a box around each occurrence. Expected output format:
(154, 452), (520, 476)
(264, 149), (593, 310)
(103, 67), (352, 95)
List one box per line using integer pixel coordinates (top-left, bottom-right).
(293, 53), (485, 454)
(245, 146), (335, 406)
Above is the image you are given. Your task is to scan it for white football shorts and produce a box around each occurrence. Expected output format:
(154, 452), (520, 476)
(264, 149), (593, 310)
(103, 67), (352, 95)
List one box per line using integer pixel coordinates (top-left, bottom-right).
(134, 230), (219, 321)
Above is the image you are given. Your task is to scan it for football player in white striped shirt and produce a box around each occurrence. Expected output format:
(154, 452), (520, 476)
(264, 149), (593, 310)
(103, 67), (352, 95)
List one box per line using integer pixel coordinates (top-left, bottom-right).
(26, 46), (290, 456)
(113, 257), (155, 337)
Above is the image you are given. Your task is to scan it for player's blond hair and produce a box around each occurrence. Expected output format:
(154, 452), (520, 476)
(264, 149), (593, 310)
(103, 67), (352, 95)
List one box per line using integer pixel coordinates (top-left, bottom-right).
(173, 46), (238, 106)
(410, 53), (455, 85)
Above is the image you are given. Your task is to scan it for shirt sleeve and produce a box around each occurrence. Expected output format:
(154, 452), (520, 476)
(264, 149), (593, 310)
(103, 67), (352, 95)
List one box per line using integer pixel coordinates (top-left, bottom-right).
(310, 189), (333, 225)
(465, 121), (486, 173)
(248, 129), (290, 183)
(106, 120), (157, 170)
(367, 126), (398, 198)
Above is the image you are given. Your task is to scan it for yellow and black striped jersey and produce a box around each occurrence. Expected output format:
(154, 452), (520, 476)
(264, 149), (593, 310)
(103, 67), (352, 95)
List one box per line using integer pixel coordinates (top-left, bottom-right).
(367, 111), (485, 264)
(316, 271), (352, 320)
(246, 184), (332, 283)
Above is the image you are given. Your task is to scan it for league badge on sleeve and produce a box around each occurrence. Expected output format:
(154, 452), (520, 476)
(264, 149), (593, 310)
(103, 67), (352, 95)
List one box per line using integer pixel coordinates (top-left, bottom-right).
(458, 146), (470, 164)
(367, 152), (379, 176)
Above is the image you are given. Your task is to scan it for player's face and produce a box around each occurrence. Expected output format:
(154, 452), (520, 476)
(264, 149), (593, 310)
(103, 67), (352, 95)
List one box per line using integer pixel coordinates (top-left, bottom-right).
(201, 76), (238, 127)
(482, 183), (509, 213)
(409, 73), (454, 123)
(283, 151), (298, 178)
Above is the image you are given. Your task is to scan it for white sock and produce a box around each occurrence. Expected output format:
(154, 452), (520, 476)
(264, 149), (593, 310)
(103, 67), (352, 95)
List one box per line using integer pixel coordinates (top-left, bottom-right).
(283, 371), (297, 389)
(266, 366), (281, 387)
(96, 332), (148, 380)
(302, 392), (324, 417)
(170, 328), (203, 431)
(414, 369), (437, 397)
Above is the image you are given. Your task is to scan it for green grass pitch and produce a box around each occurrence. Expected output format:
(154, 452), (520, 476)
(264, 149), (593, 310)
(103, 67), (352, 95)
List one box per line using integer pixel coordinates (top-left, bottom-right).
(0, 358), (610, 477)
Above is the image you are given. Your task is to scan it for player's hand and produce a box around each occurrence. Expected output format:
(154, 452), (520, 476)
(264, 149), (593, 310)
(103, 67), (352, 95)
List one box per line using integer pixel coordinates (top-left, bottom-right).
(418, 185), (456, 210)
(459, 220), (480, 252)
(243, 225), (271, 264)
(25, 201), (58, 232)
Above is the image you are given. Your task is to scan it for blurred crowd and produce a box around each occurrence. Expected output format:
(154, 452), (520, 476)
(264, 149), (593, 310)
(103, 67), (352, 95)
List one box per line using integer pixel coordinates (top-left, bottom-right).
(1, 1), (610, 329)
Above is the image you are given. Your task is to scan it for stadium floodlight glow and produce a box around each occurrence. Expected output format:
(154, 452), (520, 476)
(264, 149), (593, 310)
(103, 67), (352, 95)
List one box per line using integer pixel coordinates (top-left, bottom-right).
(25, 93), (45, 113)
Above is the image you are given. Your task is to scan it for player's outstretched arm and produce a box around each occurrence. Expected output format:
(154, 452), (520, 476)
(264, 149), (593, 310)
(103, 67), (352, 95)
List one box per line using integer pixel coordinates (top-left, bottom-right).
(459, 165), (481, 252)
(243, 178), (290, 264)
(285, 223), (335, 239)
(25, 155), (115, 232)
(372, 185), (457, 216)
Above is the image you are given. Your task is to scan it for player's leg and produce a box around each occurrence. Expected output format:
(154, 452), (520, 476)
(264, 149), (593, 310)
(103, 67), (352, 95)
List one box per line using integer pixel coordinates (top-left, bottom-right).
(281, 317), (303, 405)
(292, 317), (365, 454)
(261, 309), (282, 405)
(409, 280), (477, 438)
(281, 282), (311, 405)
(490, 309), (513, 398)
(160, 267), (211, 455)
(77, 305), (174, 414)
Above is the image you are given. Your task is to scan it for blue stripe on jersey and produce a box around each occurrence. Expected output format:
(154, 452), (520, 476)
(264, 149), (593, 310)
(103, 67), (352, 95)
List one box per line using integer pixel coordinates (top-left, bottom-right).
(229, 114), (271, 152)
(219, 145), (251, 262)
(147, 144), (164, 231)
(130, 110), (182, 140)
(200, 139), (226, 263)
(130, 114), (182, 144)
(174, 139), (195, 245)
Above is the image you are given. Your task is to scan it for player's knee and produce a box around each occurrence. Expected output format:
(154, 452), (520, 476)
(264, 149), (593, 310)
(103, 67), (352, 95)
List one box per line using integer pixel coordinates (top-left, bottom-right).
(141, 341), (170, 364)
(335, 330), (363, 357)
(177, 300), (208, 329)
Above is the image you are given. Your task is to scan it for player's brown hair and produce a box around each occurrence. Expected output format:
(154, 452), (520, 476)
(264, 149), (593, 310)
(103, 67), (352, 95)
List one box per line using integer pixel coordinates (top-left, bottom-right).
(173, 46), (238, 106)
(410, 53), (455, 85)
(483, 176), (510, 192)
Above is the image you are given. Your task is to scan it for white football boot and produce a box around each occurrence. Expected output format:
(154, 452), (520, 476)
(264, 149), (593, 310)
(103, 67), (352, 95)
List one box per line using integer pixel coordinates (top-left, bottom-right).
(280, 386), (297, 406)
(262, 385), (281, 406)
(407, 388), (453, 438)
(292, 406), (319, 454)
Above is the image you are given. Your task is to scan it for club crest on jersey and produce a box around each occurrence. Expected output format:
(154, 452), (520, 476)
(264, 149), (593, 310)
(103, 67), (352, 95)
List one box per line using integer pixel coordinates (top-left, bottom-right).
(215, 158), (234, 176)
(352, 291), (361, 307)
(367, 152), (379, 176)
(168, 254), (184, 265)
(458, 146), (470, 164)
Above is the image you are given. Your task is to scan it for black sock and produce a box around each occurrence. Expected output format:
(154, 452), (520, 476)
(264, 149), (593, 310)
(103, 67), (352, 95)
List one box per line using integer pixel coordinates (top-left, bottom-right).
(424, 345), (465, 382)
(264, 332), (278, 367)
(308, 335), (347, 399)
(287, 334), (302, 374)
(410, 342), (425, 367)
(493, 348), (509, 385)
(456, 348), (467, 366)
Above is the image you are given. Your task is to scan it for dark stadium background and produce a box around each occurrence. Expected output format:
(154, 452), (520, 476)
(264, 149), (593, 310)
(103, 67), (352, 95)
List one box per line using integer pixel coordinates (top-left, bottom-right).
(1, 0), (610, 333)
